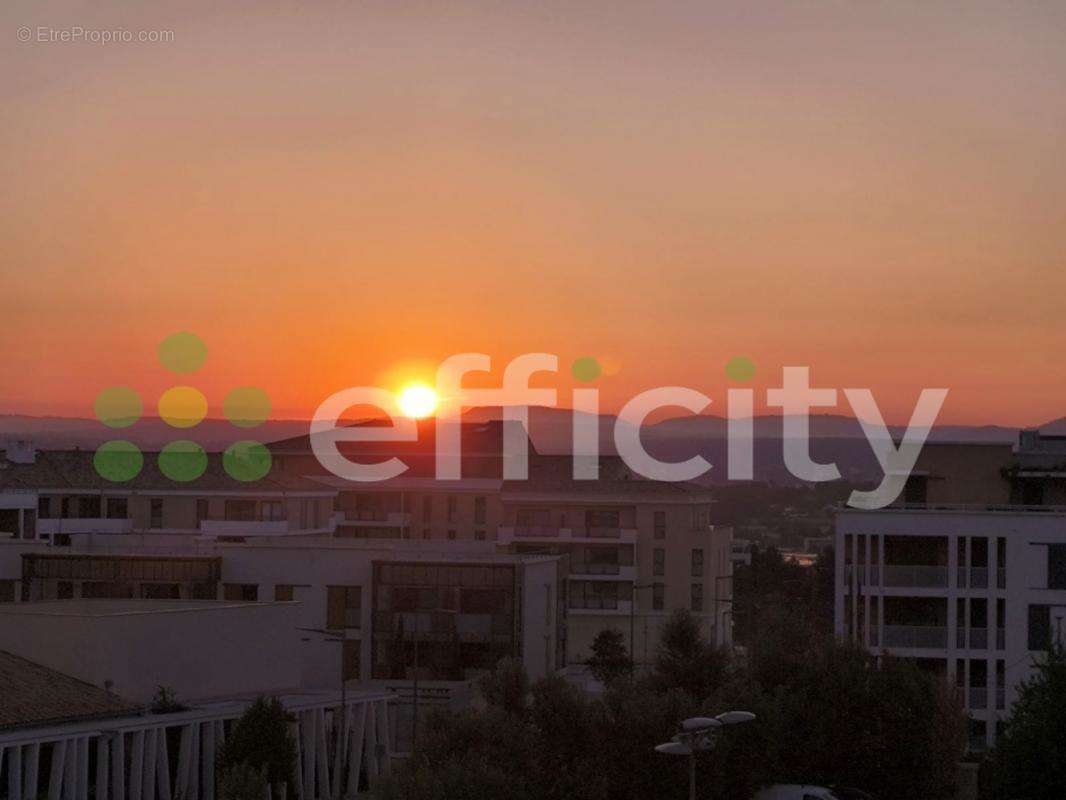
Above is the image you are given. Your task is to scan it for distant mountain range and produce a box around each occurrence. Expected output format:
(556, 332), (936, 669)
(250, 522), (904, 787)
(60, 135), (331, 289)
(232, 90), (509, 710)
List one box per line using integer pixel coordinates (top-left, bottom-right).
(3, 409), (1062, 486)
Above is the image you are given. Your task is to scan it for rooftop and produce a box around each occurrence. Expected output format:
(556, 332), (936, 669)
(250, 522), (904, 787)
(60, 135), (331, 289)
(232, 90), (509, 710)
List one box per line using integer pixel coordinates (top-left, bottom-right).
(0, 599), (286, 618)
(0, 649), (139, 730)
(0, 449), (334, 494)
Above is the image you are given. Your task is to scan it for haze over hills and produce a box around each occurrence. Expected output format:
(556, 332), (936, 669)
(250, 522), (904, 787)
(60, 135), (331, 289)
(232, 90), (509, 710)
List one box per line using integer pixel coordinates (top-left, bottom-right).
(3, 408), (1057, 486)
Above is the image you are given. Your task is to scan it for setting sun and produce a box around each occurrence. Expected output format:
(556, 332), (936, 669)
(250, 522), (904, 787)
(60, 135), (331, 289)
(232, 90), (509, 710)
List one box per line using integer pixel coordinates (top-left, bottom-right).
(397, 383), (439, 419)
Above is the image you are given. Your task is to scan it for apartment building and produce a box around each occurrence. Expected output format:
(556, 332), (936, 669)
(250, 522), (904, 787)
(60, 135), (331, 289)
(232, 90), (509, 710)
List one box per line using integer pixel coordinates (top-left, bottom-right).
(0, 422), (731, 683)
(836, 431), (1066, 750)
(0, 445), (336, 545)
(270, 421), (733, 665)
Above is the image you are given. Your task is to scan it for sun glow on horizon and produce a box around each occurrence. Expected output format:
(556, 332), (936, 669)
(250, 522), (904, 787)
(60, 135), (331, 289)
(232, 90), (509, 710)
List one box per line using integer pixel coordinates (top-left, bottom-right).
(397, 383), (439, 419)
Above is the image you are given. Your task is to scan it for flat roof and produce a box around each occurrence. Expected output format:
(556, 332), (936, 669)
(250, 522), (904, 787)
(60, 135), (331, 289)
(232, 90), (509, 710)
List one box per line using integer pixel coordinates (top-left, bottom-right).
(0, 599), (290, 618)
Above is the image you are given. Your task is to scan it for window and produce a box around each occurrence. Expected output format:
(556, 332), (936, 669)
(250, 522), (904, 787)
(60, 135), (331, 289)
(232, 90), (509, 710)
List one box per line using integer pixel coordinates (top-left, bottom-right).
(106, 497), (129, 519)
(81, 581), (132, 599)
(652, 583), (664, 611)
(903, 475), (928, 504)
(690, 583), (703, 612)
(691, 506), (710, 529)
(225, 499), (256, 521)
(653, 548), (665, 576)
(586, 509), (620, 530)
(422, 496), (432, 522)
(447, 529), (457, 540)
(474, 496), (487, 524)
(142, 583), (180, 599)
(447, 496), (458, 522)
(569, 581), (620, 610)
(691, 548), (704, 578)
(1028, 604), (1051, 651)
(61, 497), (75, 519)
(150, 499), (164, 529)
(327, 585), (362, 629)
(475, 529), (486, 541)
(224, 583), (258, 602)
(0, 580), (15, 603)
(653, 511), (666, 539)
(38, 496), (52, 519)
(1048, 545), (1066, 590)
(275, 584), (295, 601)
(342, 640), (361, 681)
(56, 581), (74, 599)
(82, 496), (102, 518)
(260, 501), (285, 521)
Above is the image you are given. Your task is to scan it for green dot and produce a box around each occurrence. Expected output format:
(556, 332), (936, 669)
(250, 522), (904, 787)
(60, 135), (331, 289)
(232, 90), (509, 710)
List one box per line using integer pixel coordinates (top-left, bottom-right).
(94, 387), (142, 428)
(571, 357), (602, 383)
(223, 387), (271, 428)
(725, 356), (757, 382)
(158, 332), (208, 374)
(223, 440), (272, 482)
(158, 440), (208, 482)
(94, 441), (144, 482)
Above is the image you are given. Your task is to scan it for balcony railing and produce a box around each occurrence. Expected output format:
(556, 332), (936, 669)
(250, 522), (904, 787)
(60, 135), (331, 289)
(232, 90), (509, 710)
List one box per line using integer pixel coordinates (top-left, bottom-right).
(997, 628), (1006, 650)
(883, 565), (949, 588)
(497, 527), (637, 544)
(882, 625), (948, 649)
(969, 688), (988, 710)
(38, 518), (133, 535)
(199, 519), (289, 537)
(970, 567), (989, 589)
(338, 511), (410, 527)
(996, 688), (1006, 710)
(997, 568), (1006, 589)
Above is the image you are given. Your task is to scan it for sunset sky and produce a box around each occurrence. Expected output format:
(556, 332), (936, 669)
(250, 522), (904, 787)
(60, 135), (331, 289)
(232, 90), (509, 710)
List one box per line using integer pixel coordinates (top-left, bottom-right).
(2, 1), (1064, 425)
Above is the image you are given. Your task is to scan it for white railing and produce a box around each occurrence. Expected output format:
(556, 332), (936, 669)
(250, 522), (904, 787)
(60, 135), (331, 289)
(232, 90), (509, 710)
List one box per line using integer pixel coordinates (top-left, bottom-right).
(39, 519), (134, 535)
(498, 527), (638, 544)
(882, 565), (949, 588)
(882, 625), (948, 649)
(0, 691), (393, 800)
(199, 519), (289, 537)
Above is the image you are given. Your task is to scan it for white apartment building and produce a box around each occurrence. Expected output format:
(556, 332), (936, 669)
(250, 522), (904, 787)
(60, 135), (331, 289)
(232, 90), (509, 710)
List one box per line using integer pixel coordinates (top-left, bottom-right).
(836, 433), (1066, 750)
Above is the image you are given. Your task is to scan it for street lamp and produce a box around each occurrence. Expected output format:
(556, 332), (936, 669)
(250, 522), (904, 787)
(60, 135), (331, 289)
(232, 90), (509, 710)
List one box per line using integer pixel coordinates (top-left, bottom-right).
(654, 711), (755, 800)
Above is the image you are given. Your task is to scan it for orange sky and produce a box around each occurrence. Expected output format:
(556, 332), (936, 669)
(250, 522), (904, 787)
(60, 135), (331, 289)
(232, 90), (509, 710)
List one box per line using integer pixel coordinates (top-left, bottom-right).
(2, 2), (1065, 425)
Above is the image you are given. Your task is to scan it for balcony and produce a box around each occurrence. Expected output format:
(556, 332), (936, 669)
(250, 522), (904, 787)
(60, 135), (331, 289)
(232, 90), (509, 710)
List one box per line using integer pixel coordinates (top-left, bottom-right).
(883, 565), (949, 588)
(968, 688), (988, 710)
(957, 627), (988, 650)
(38, 518), (133, 535)
(336, 510), (411, 527)
(497, 527), (637, 544)
(199, 519), (289, 537)
(882, 625), (948, 649)
(569, 565), (637, 581)
(568, 599), (633, 616)
(957, 567), (989, 589)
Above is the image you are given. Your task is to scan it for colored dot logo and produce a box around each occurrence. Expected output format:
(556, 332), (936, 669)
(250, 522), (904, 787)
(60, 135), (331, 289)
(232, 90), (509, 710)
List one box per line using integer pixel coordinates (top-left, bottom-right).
(725, 356), (757, 382)
(92, 332), (272, 483)
(571, 356), (602, 383)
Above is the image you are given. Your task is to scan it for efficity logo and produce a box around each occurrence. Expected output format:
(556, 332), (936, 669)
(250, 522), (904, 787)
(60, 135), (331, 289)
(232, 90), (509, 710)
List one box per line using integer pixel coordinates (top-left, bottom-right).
(92, 332), (273, 483)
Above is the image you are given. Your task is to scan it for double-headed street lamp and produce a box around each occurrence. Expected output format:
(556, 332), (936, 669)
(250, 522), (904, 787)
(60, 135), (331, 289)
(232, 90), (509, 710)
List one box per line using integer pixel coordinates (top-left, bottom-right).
(655, 711), (755, 800)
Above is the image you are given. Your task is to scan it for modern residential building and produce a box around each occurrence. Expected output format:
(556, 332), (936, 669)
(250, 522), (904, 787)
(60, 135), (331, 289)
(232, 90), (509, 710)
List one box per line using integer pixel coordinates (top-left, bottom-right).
(0, 424), (732, 700)
(269, 421), (733, 664)
(836, 431), (1066, 750)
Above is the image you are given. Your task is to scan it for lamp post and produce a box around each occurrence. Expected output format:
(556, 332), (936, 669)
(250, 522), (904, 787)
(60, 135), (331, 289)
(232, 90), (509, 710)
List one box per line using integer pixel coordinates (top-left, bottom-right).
(654, 711), (755, 800)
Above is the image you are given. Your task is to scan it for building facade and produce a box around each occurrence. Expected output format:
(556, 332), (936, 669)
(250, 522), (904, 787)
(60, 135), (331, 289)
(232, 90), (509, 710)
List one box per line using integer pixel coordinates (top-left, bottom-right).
(836, 433), (1066, 750)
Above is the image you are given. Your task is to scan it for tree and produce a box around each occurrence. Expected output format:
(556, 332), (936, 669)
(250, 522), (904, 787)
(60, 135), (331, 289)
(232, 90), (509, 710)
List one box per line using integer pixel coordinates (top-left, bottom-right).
(218, 697), (298, 794)
(652, 608), (727, 699)
(218, 763), (268, 800)
(989, 644), (1066, 799)
(586, 628), (632, 687)
(477, 657), (530, 716)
